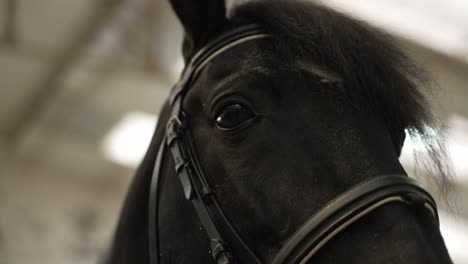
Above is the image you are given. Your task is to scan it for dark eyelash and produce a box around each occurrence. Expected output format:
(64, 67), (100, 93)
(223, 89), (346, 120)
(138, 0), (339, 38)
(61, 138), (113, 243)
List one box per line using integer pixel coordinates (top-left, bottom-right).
(211, 95), (256, 119)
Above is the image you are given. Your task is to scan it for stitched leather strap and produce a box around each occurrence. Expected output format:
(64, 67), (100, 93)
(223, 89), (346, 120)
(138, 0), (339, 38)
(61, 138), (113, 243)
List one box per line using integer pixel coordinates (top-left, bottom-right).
(165, 109), (262, 264)
(271, 175), (438, 264)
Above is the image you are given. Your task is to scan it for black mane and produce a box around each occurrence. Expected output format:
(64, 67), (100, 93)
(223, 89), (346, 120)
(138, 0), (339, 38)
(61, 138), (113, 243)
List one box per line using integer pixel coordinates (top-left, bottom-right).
(230, 0), (452, 199)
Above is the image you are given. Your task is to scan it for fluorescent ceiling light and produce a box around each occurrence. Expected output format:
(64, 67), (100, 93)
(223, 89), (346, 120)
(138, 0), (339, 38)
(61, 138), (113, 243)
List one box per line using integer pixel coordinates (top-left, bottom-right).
(323, 0), (468, 61)
(102, 111), (158, 167)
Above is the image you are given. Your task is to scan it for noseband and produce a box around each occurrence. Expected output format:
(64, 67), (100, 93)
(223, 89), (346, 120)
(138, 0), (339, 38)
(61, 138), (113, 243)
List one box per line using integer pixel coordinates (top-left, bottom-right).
(148, 25), (439, 264)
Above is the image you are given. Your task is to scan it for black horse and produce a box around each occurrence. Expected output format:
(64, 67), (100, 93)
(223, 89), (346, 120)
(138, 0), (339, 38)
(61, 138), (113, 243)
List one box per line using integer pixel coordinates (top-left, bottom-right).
(106, 1), (453, 263)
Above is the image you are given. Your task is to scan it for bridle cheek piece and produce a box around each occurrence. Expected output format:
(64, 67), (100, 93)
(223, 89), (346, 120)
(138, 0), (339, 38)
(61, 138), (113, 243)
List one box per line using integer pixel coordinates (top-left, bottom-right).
(148, 25), (439, 264)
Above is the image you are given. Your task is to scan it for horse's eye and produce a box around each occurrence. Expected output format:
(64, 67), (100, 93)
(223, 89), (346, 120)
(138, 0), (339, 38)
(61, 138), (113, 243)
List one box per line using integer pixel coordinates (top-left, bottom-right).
(215, 103), (255, 129)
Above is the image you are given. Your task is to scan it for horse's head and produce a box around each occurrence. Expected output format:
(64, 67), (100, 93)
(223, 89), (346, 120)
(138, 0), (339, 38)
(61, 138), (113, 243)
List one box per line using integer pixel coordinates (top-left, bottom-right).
(107, 1), (453, 263)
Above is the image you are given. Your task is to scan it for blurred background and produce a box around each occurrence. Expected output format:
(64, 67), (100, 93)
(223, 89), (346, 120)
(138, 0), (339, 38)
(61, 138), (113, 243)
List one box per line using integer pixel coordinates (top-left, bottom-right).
(0, 0), (467, 263)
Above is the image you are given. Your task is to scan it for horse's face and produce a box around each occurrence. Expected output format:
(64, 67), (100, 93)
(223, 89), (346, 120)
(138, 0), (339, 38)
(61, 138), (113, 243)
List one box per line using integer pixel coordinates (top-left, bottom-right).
(154, 0), (452, 263)
(105, 1), (453, 264)
(182, 38), (393, 259)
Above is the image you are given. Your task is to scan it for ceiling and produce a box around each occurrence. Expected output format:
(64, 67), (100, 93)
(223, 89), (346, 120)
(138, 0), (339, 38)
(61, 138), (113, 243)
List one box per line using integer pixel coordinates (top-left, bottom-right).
(1, 0), (468, 263)
(326, 0), (468, 60)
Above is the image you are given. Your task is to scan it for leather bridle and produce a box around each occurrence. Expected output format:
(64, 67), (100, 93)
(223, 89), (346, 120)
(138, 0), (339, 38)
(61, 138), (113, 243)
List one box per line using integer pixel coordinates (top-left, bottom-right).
(148, 25), (439, 264)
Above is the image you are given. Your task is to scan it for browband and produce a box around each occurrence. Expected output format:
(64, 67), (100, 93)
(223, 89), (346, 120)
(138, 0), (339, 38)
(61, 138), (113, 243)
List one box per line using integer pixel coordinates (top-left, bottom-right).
(169, 24), (271, 105)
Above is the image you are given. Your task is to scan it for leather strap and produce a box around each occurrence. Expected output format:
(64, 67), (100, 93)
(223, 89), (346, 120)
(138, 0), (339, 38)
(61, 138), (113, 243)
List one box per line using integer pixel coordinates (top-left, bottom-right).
(148, 137), (166, 264)
(169, 25), (270, 106)
(271, 175), (438, 264)
(165, 107), (262, 264)
(149, 25), (269, 264)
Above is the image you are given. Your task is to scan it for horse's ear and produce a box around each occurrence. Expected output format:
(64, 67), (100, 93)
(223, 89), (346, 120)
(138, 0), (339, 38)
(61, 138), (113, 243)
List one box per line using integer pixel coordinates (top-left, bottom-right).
(169, 0), (229, 59)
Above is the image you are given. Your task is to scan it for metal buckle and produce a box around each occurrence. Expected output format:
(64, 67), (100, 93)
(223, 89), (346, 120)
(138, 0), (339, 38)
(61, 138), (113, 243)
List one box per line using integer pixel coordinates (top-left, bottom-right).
(211, 240), (232, 264)
(166, 115), (183, 146)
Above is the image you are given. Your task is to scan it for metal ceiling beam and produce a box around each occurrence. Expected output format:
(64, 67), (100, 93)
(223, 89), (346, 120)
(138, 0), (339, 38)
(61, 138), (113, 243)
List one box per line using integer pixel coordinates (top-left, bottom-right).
(2, 0), (17, 46)
(141, 0), (158, 72)
(4, 0), (124, 146)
